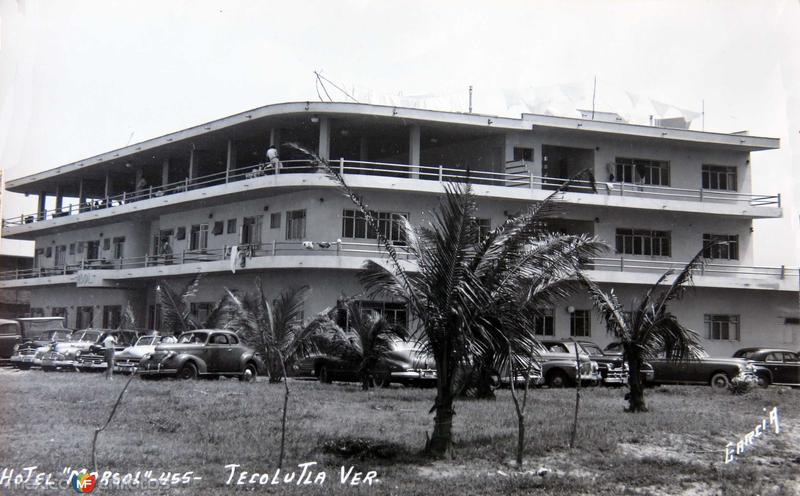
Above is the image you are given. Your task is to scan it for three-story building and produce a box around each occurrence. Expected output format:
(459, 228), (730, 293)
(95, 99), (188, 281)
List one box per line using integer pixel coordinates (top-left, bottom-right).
(2, 101), (797, 355)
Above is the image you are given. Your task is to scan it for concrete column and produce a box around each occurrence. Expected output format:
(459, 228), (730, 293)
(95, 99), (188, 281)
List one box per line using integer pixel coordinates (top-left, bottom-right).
(188, 148), (197, 179)
(104, 170), (112, 198)
(37, 191), (47, 220)
(318, 117), (330, 160)
(269, 129), (280, 148)
(359, 136), (369, 161)
(161, 158), (170, 186)
(55, 184), (63, 211)
(409, 124), (421, 178)
(78, 178), (86, 210)
(225, 140), (236, 171)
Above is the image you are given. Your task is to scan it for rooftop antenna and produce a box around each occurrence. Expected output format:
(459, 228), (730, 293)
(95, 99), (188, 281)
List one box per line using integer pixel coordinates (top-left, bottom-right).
(313, 71), (359, 103)
(468, 85), (473, 113)
(591, 76), (597, 120)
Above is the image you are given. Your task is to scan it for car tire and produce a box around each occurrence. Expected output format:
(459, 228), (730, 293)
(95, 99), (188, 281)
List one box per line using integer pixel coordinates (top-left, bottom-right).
(42, 366), (54, 372)
(18, 364), (31, 371)
(547, 370), (569, 388)
(240, 363), (257, 383)
(177, 362), (198, 380)
(372, 364), (392, 388)
(756, 374), (770, 389)
(710, 372), (730, 389)
(319, 365), (332, 384)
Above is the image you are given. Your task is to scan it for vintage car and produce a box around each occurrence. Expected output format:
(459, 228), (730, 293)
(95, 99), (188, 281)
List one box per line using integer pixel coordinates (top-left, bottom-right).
(536, 339), (601, 388)
(74, 330), (143, 372)
(113, 334), (178, 374)
(295, 338), (437, 387)
(10, 329), (73, 369)
(645, 351), (757, 389)
(574, 340), (628, 386)
(40, 329), (105, 371)
(733, 348), (800, 387)
(598, 342), (657, 384)
(496, 357), (544, 388)
(138, 329), (264, 381)
(1, 317), (67, 363)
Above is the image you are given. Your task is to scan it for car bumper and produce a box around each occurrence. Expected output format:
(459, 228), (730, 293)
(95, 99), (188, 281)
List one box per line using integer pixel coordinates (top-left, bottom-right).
(114, 362), (139, 373)
(76, 361), (108, 370)
(41, 359), (77, 368)
(602, 370), (628, 385)
(391, 370), (437, 382)
(10, 354), (37, 365)
(138, 363), (178, 376)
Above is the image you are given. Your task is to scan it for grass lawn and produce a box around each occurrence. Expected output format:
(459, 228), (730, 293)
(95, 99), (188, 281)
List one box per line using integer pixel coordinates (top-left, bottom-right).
(0, 367), (798, 495)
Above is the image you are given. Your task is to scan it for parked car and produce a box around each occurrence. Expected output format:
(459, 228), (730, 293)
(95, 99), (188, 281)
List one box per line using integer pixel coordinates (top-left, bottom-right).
(536, 339), (601, 388)
(600, 342), (656, 384)
(0, 319), (22, 362)
(496, 357), (544, 388)
(574, 340), (628, 386)
(1, 317), (67, 363)
(40, 329), (105, 371)
(113, 334), (178, 374)
(10, 329), (73, 369)
(74, 330), (143, 372)
(138, 330), (264, 381)
(733, 348), (800, 387)
(295, 338), (437, 387)
(647, 351), (757, 389)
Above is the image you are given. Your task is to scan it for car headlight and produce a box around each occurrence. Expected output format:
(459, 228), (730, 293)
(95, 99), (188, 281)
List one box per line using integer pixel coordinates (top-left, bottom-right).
(76, 351), (82, 357)
(141, 353), (151, 361)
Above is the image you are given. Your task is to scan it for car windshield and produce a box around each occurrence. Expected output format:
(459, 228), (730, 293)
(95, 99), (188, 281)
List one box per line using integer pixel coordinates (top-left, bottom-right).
(734, 350), (757, 359)
(579, 343), (603, 356)
(160, 336), (178, 344)
(178, 332), (208, 344)
(135, 336), (158, 346)
(44, 330), (71, 341)
(20, 319), (65, 333)
(73, 330), (102, 342)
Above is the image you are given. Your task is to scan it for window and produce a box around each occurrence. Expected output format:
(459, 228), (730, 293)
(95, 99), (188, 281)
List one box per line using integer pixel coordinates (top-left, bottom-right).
(702, 234), (739, 260)
(227, 219), (237, 234)
(270, 212), (281, 229)
(474, 218), (491, 242)
(113, 237), (125, 259)
(358, 301), (408, 329)
(76, 306), (94, 329)
(705, 314), (740, 341)
(190, 224), (209, 251)
(102, 305), (122, 328)
(570, 310), (591, 337)
(342, 209), (408, 244)
(54, 245), (66, 266)
(616, 229), (671, 256)
(785, 317), (800, 325)
(532, 308), (555, 336)
(51, 307), (68, 320)
(190, 302), (214, 323)
(702, 165), (737, 191)
(30, 308), (45, 318)
(69, 243), (75, 255)
(176, 226), (186, 240)
(213, 221), (224, 235)
(286, 210), (307, 240)
(103, 238), (111, 251)
(45, 247), (52, 258)
(242, 216), (263, 246)
(615, 158), (670, 186)
(513, 147), (534, 162)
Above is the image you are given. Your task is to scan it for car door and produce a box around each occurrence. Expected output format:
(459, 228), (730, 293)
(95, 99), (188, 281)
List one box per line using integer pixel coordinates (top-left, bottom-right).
(0, 322), (21, 359)
(205, 333), (239, 373)
(763, 352), (785, 383)
(776, 352), (800, 385)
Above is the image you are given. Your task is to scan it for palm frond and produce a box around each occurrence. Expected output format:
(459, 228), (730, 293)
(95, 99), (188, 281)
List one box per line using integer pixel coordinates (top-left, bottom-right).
(576, 272), (629, 340)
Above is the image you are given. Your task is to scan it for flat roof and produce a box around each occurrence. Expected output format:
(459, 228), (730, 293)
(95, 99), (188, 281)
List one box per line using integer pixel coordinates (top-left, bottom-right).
(5, 101), (780, 193)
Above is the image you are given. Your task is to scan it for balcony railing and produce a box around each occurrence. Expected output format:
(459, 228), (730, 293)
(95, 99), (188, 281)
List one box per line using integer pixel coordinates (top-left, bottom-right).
(2, 159), (781, 228)
(1, 241), (796, 283)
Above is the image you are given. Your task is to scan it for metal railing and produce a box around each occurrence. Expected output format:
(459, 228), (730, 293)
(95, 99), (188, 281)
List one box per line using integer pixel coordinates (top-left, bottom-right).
(3, 245), (796, 283)
(2, 158), (781, 227)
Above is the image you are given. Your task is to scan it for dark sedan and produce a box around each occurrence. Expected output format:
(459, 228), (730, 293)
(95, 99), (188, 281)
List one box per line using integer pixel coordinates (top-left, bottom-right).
(733, 348), (800, 387)
(138, 330), (264, 381)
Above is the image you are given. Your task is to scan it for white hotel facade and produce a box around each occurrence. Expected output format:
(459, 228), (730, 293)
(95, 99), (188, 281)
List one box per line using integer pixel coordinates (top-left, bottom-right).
(1, 102), (797, 356)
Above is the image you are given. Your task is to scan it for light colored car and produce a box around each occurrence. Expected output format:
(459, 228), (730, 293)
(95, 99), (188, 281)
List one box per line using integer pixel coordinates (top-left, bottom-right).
(41, 329), (104, 371)
(537, 339), (601, 388)
(10, 329), (73, 369)
(113, 334), (177, 373)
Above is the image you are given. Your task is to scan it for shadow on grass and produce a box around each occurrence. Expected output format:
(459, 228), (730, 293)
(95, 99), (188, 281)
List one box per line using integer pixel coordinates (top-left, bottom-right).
(320, 436), (418, 464)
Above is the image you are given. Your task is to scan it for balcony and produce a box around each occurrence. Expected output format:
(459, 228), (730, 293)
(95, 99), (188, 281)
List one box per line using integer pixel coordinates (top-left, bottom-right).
(2, 159), (782, 230)
(1, 240), (796, 292)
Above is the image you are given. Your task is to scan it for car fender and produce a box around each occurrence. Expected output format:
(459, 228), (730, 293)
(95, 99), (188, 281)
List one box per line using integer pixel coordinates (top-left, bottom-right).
(173, 354), (208, 374)
(237, 351), (261, 373)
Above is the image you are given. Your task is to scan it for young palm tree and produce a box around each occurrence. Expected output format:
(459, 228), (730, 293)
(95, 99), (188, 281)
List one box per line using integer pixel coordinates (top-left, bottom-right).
(156, 274), (230, 335)
(329, 300), (408, 390)
(576, 247), (708, 412)
(225, 280), (324, 383)
(290, 143), (605, 457)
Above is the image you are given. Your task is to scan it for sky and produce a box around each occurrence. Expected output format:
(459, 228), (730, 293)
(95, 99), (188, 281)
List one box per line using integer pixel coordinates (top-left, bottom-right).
(0, 0), (798, 265)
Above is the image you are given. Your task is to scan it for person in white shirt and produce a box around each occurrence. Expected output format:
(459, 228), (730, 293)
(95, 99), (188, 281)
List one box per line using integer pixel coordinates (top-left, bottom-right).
(102, 333), (117, 380)
(265, 144), (281, 171)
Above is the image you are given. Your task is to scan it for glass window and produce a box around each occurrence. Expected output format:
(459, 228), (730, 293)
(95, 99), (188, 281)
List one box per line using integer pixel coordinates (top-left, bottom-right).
(532, 308), (554, 336)
(286, 210), (306, 240)
(702, 234), (739, 260)
(190, 224), (209, 251)
(570, 310), (591, 337)
(76, 306), (94, 329)
(474, 218), (491, 242)
(702, 165), (737, 191)
(357, 300), (408, 330)
(102, 305), (122, 328)
(615, 229), (671, 256)
(615, 158), (670, 186)
(112, 237), (125, 259)
(513, 147), (534, 162)
(342, 209), (408, 244)
(704, 314), (740, 341)
(242, 216), (263, 246)
(190, 302), (213, 323)
(270, 212), (281, 229)
(227, 218), (237, 234)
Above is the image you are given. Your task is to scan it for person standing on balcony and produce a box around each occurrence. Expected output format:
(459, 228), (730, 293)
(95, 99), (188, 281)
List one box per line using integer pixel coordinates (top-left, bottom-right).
(136, 176), (148, 200)
(162, 239), (173, 265)
(265, 144), (281, 172)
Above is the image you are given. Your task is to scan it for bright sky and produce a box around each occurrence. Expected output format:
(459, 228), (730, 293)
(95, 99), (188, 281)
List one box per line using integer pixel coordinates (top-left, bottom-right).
(0, 0), (798, 265)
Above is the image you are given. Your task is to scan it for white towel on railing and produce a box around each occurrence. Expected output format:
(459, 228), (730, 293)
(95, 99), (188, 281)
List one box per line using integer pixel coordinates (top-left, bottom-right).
(230, 245), (238, 274)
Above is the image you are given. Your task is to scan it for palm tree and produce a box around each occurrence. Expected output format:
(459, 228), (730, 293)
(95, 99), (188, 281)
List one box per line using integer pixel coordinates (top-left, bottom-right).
(225, 279), (324, 383)
(156, 274), (230, 335)
(290, 143), (605, 457)
(576, 247), (708, 412)
(329, 300), (408, 390)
